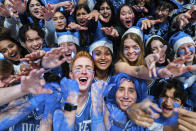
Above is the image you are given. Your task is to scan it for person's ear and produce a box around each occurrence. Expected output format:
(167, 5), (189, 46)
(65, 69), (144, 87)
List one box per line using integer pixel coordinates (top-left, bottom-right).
(69, 72), (73, 79)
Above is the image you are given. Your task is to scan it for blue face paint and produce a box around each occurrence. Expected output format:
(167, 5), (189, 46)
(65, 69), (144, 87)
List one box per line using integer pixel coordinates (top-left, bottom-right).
(74, 70), (80, 74)
(62, 18), (66, 23)
(173, 102), (180, 108)
(123, 49), (128, 56)
(137, 51), (141, 56)
(178, 50), (185, 55)
(88, 70), (94, 74)
(189, 47), (195, 52)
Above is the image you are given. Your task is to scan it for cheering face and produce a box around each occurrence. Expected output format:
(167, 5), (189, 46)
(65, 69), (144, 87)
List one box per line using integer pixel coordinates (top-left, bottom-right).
(177, 43), (195, 65)
(150, 40), (166, 64)
(29, 0), (43, 19)
(0, 40), (21, 61)
(70, 57), (94, 92)
(24, 29), (43, 52)
(155, 6), (170, 23)
(53, 12), (67, 31)
(120, 6), (135, 29)
(99, 2), (112, 23)
(76, 8), (88, 27)
(60, 42), (77, 64)
(93, 46), (112, 71)
(116, 79), (137, 112)
(160, 88), (181, 118)
(4, 0), (18, 17)
(123, 38), (141, 62)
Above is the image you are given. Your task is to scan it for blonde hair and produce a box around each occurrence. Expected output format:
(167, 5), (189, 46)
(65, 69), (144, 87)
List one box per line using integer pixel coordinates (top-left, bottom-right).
(120, 33), (144, 66)
(71, 51), (94, 70)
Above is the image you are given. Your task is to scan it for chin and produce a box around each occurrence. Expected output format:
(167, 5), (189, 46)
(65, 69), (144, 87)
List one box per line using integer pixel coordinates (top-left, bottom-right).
(162, 112), (173, 118)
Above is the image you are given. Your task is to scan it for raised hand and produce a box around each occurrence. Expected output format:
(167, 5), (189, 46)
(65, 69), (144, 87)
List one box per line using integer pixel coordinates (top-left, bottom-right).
(41, 47), (68, 69)
(58, 1), (74, 15)
(145, 45), (167, 78)
(91, 81), (107, 117)
(175, 108), (196, 131)
(42, 83), (62, 119)
(60, 78), (79, 105)
(66, 22), (88, 30)
(176, 6), (195, 30)
(38, 4), (57, 20)
(110, 105), (127, 127)
(8, 0), (27, 14)
(127, 99), (162, 127)
(132, 5), (148, 13)
(141, 19), (161, 30)
(101, 27), (119, 37)
(20, 50), (46, 62)
(0, 3), (12, 17)
(21, 68), (53, 94)
(158, 56), (196, 78)
(84, 10), (100, 22)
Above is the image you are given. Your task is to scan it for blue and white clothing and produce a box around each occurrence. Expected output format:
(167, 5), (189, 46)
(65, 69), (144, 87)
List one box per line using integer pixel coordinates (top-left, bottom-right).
(75, 93), (92, 131)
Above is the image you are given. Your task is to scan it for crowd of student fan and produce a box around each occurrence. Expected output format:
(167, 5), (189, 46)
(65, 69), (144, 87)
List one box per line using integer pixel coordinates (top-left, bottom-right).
(0, 0), (196, 131)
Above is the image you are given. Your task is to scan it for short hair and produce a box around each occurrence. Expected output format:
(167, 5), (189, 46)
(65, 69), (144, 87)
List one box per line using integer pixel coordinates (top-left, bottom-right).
(0, 59), (14, 76)
(120, 33), (145, 66)
(71, 51), (94, 70)
(19, 23), (45, 43)
(156, 0), (176, 12)
(159, 79), (188, 105)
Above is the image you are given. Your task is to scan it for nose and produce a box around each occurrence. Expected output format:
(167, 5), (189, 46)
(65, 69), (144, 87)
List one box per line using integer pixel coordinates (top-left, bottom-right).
(125, 13), (130, 18)
(58, 18), (62, 23)
(128, 47), (135, 54)
(101, 54), (106, 59)
(165, 97), (173, 106)
(7, 48), (13, 55)
(157, 10), (162, 16)
(184, 47), (191, 55)
(123, 90), (129, 99)
(81, 67), (87, 74)
(32, 40), (38, 46)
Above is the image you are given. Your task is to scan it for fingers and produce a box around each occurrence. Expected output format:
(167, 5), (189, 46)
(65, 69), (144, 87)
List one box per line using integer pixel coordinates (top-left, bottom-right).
(187, 6), (195, 15)
(176, 108), (196, 118)
(141, 19), (160, 30)
(178, 118), (196, 131)
(152, 19), (161, 25)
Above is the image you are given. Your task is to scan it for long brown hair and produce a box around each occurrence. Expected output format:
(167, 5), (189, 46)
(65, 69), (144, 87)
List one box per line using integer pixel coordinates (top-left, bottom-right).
(119, 33), (144, 66)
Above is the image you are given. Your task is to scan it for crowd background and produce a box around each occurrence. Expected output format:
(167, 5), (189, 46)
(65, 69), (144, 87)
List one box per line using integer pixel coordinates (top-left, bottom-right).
(0, 0), (196, 131)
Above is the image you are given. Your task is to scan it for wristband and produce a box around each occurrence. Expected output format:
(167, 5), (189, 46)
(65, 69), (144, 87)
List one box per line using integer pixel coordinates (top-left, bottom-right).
(64, 102), (77, 111)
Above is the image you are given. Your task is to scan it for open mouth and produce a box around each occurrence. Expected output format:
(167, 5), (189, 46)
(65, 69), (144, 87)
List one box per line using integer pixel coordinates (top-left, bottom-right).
(79, 20), (87, 26)
(10, 52), (17, 58)
(99, 61), (107, 66)
(32, 45), (41, 51)
(79, 77), (88, 85)
(65, 53), (71, 57)
(162, 104), (173, 113)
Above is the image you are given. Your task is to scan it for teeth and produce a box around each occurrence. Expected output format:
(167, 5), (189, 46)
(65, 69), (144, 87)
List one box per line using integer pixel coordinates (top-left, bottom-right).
(66, 53), (71, 56)
(100, 62), (106, 64)
(79, 77), (87, 81)
(10, 53), (16, 57)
